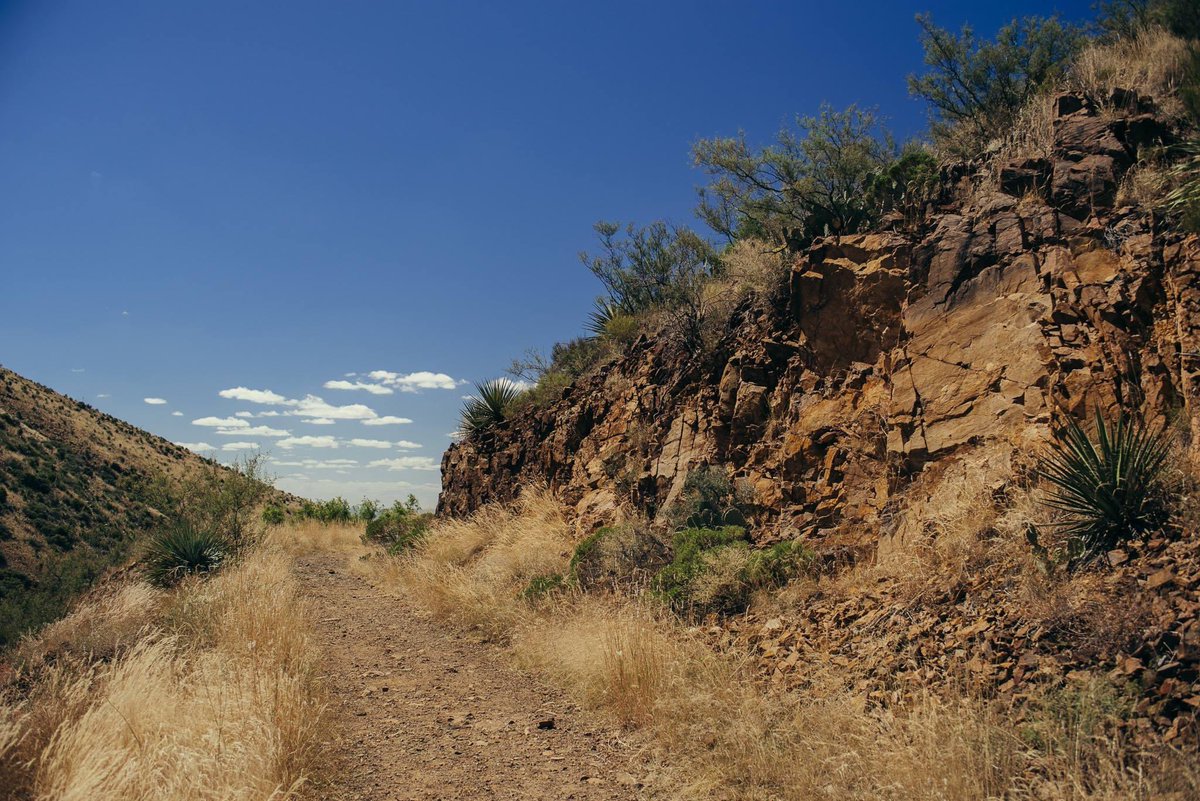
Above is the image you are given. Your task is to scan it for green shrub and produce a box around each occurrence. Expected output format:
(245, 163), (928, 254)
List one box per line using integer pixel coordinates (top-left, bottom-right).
(261, 504), (285, 526)
(653, 528), (811, 615)
(693, 105), (895, 250)
(1035, 409), (1170, 566)
(908, 13), (1086, 157)
(298, 496), (354, 523)
(357, 498), (380, 523)
(652, 526), (748, 611)
(662, 466), (753, 530)
(363, 496), (430, 553)
(143, 522), (227, 587)
(569, 523), (672, 592)
(458, 379), (525, 436)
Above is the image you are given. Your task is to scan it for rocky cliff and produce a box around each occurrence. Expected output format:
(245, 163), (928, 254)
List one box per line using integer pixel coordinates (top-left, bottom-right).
(439, 91), (1199, 556)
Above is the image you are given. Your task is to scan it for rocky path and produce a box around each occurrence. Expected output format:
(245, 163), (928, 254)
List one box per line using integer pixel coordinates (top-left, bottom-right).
(295, 554), (648, 800)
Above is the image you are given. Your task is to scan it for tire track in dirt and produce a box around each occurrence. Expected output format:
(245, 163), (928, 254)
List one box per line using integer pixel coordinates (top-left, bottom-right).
(296, 554), (650, 800)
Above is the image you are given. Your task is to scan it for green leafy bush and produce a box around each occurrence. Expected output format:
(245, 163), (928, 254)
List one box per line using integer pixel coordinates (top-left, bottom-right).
(1164, 141), (1200, 231)
(458, 379), (525, 436)
(1036, 409), (1170, 565)
(652, 526), (749, 611)
(908, 13), (1085, 157)
(363, 495), (430, 553)
(357, 498), (380, 523)
(567, 523), (670, 593)
(299, 496), (353, 523)
(143, 522), (227, 586)
(261, 505), (285, 526)
(693, 105), (895, 250)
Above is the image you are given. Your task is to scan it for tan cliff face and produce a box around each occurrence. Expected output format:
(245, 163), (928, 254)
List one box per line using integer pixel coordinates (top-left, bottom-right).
(439, 91), (1200, 559)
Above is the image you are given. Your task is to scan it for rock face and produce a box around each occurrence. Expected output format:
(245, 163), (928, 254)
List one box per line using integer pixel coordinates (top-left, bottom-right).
(439, 91), (1199, 554)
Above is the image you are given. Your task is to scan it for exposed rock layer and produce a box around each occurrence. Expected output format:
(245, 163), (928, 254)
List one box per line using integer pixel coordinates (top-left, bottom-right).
(440, 92), (1200, 556)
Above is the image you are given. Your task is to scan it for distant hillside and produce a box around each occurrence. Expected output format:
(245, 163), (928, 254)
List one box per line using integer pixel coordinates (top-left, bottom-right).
(0, 366), (283, 645)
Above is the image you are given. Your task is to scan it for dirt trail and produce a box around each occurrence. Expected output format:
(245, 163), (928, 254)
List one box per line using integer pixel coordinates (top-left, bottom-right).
(295, 554), (650, 800)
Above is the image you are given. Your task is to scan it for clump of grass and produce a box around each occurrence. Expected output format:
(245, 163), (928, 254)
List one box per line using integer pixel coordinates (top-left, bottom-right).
(143, 522), (227, 587)
(652, 526), (748, 613)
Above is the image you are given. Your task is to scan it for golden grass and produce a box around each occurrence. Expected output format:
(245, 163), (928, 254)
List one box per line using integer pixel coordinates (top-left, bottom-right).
(1071, 28), (1194, 120)
(0, 535), (325, 801)
(383, 487), (1197, 801)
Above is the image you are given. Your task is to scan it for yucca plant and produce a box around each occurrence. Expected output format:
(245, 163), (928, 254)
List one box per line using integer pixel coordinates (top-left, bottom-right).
(1036, 408), (1170, 565)
(458, 378), (525, 436)
(144, 522), (227, 586)
(585, 297), (632, 339)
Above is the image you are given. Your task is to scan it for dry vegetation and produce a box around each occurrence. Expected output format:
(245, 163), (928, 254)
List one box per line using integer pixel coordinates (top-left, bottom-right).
(383, 487), (1196, 800)
(0, 530), (326, 801)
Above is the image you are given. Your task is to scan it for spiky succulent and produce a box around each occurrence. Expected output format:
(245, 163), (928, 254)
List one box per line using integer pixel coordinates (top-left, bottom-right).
(144, 522), (227, 586)
(1164, 141), (1200, 231)
(1037, 409), (1170, 562)
(458, 379), (525, 436)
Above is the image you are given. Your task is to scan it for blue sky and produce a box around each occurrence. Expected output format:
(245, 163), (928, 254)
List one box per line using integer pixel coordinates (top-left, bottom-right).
(0, 0), (1093, 507)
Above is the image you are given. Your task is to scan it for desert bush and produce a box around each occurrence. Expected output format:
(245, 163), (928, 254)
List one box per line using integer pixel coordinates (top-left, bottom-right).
(458, 378), (526, 436)
(568, 523), (670, 592)
(1095, 0), (1200, 42)
(864, 144), (941, 229)
(363, 496), (431, 554)
(143, 522), (227, 587)
(356, 498), (379, 522)
(652, 526), (748, 612)
(1035, 408), (1170, 566)
(662, 465), (753, 530)
(693, 104), (895, 250)
(298, 496), (353, 523)
(261, 504), (285, 526)
(667, 536), (814, 616)
(909, 13), (1086, 157)
(146, 454), (271, 552)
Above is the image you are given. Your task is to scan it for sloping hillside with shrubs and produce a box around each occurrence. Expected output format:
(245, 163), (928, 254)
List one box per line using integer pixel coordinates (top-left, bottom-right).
(0, 366), (296, 645)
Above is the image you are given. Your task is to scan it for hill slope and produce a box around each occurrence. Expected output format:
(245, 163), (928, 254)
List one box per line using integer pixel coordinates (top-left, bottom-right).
(0, 366), (262, 644)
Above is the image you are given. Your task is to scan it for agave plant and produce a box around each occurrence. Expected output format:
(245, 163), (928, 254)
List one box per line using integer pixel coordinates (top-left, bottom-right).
(1036, 409), (1170, 563)
(585, 297), (625, 339)
(458, 378), (525, 436)
(144, 522), (227, 586)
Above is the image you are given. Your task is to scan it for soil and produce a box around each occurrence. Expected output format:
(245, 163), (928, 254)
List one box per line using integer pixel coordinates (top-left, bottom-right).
(295, 554), (651, 800)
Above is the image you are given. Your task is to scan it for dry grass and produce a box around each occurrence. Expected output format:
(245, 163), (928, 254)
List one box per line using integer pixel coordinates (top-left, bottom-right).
(383, 486), (1197, 800)
(1071, 28), (1194, 120)
(0, 533), (326, 801)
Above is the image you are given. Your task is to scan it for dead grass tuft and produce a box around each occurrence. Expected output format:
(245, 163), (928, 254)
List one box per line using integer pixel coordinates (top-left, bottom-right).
(1070, 28), (1193, 119)
(0, 536), (325, 801)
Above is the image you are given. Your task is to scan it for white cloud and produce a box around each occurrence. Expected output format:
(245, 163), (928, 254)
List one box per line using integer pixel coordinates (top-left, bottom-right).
(288, 395), (377, 420)
(277, 435), (339, 449)
(367, 370), (460, 392)
(257, 410), (282, 417)
(193, 416), (249, 428)
(271, 458), (358, 469)
(395, 440), (422, 449)
(323, 379), (393, 396)
(234, 411), (255, 418)
(143, 397), (167, 405)
(71, 368), (85, 373)
(368, 456), (439, 472)
(361, 415), (413, 426)
(171, 411), (183, 417)
(218, 387), (288, 405)
(97, 393), (111, 399)
(215, 425), (289, 437)
(304, 418), (336, 426)
(348, 438), (393, 449)
(175, 441), (215, 452)
(222, 441), (260, 451)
